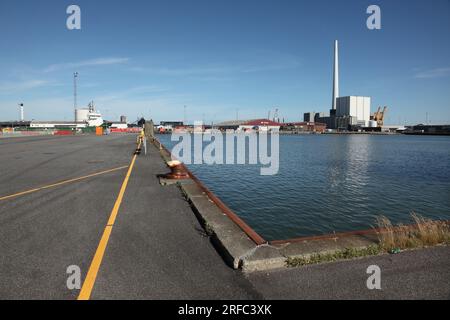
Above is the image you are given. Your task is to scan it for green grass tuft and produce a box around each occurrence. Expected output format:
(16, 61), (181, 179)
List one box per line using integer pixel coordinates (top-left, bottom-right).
(286, 214), (449, 268)
(286, 245), (383, 267)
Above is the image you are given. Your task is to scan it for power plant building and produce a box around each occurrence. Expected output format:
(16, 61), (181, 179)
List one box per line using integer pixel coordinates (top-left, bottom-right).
(307, 40), (375, 130)
(336, 96), (371, 127)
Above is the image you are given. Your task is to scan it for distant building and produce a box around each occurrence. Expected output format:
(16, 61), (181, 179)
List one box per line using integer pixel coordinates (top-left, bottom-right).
(214, 119), (280, 132)
(303, 112), (315, 122)
(106, 121), (128, 129)
(404, 124), (450, 135)
(336, 96), (371, 127)
(160, 121), (184, 127)
(312, 96), (371, 130)
(214, 120), (247, 130)
(157, 121), (185, 133)
(30, 121), (86, 129)
(0, 121), (31, 129)
(120, 115), (127, 123)
(282, 122), (327, 133)
(238, 119), (281, 132)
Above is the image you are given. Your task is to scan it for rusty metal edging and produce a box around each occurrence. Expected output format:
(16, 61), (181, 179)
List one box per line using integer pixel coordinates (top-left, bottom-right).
(269, 227), (382, 245)
(153, 136), (266, 246)
(269, 220), (450, 245)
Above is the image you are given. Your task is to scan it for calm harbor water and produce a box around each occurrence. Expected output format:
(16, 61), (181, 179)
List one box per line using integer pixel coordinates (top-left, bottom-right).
(158, 134), (450, 241)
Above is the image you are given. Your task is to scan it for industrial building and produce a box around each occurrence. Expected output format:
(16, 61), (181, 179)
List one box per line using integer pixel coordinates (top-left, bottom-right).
(238, 119), (281, 131)
(30, 121), (87, 129)
(336, 96), (371, 126)
(305, 40), (383, 131)
(157, 121), (185, 132)
(404, 124), (450, 135)
(0, 121), (31, 129)
(303, 112), (315, 123)
(281, 122), (326, 133)
(315, 95), (372, 130)
(215, 119), (281, 132)
(160, 121), (184, 128)
(214, 120), (247, 131)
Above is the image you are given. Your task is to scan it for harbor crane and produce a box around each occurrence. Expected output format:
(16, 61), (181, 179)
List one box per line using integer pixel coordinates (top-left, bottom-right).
(268, 107), (280, 123)
(273, 108), (280, 123)
(371, 106), (388, 127)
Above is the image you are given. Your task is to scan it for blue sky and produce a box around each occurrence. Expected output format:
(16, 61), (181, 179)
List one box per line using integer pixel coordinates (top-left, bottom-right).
(0, 0), (449, 125)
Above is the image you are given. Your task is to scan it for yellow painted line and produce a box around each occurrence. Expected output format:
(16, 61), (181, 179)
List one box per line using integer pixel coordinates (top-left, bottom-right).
(78, 225), (112, 299)
(0, 166), (129, 202)
(78, 144), (140, 300)
(107, 154), (138, 226)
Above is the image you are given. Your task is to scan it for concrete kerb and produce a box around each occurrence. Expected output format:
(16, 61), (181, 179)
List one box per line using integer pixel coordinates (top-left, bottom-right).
(178, 173), (258, 269)
(150, 138), (264, 269)
(150, 137), (383, 272)
(241, 234), (380, 272)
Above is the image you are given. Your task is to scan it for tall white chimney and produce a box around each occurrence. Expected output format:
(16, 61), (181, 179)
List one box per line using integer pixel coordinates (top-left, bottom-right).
(19, 103), (24, 121)
(332, 40), (339, 110)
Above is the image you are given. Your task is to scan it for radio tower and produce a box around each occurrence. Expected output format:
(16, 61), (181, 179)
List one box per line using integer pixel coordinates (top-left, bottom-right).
(73, 72), (78, 122)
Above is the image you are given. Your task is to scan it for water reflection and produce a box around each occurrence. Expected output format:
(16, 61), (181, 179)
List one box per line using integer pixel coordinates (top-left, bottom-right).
(159, 134), (450, 240)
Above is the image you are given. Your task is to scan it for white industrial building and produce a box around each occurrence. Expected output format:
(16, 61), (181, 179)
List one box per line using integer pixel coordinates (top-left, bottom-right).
(238, 119), (281, 132)
(30, 121), (86, 129)
(336, 96), (371, 127)
(29, 102), (104, 129)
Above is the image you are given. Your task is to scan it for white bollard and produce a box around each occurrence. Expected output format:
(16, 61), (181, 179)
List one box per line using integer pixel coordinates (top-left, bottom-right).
(143, 136), (147, 155)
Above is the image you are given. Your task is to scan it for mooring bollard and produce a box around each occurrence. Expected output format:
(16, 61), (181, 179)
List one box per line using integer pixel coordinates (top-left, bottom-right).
(143, 136), (147, 155)
(164, 160), (189, 179)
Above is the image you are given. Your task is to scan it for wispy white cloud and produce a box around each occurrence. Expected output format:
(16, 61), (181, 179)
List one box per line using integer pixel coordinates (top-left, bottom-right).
(414, 67), (450, 79)
(0, 79), (49, 94)
(44, 57), (130, 73)
(240, 61), (301, 73)
(128, 59), (300, 78)
(93, 85), (168, 102)
(128, 66), (230, 76)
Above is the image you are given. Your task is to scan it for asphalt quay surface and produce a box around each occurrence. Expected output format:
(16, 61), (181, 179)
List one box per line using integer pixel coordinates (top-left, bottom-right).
(247, 245), (450, 300)
(0, 134), (136, 299)
(0, 134), (448, 300)
(0, 134), (260, 299)
(89, 137), (260, 299)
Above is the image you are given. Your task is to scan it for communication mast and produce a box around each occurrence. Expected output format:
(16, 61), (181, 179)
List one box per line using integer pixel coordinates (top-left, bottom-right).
(73, 72), (78, 122)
